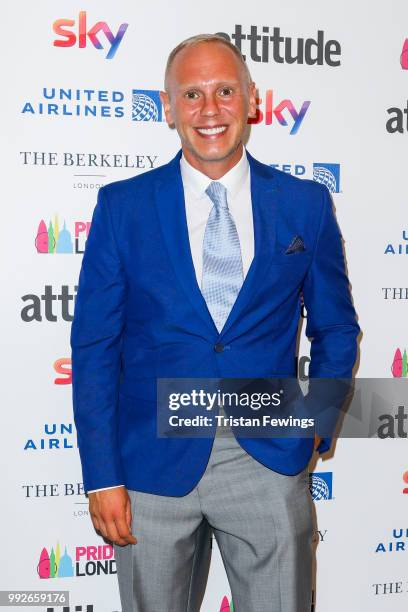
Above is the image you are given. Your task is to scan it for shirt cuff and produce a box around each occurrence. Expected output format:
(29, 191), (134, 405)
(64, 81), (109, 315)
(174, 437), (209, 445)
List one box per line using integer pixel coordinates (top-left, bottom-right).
(87, 485), (125, 493)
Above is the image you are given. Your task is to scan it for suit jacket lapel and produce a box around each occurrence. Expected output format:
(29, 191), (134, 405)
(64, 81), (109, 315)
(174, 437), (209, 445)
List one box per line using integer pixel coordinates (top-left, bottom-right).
(218, 151), (278, 338)
(154, 151), (219, 336)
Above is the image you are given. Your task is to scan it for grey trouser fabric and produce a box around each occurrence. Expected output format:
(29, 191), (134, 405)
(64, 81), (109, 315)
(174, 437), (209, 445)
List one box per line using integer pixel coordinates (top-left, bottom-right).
(114, 428), (315, 612)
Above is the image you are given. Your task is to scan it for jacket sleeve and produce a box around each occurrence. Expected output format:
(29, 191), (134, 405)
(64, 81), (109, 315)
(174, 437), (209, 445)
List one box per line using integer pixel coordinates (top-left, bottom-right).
(70, 187), (127, 492)
(302, 184), (360, 453)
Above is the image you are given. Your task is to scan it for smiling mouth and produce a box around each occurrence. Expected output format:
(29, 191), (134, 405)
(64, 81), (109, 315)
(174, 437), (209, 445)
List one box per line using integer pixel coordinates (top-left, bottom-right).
(195, 125), (227, 136)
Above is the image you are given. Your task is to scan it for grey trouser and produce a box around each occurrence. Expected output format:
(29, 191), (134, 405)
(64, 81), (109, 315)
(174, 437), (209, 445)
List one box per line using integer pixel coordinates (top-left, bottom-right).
(114, 429), (315, 612)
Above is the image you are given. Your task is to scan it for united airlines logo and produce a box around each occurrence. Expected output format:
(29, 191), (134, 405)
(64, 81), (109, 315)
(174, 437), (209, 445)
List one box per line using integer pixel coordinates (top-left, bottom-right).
(131, 89), (163, 121)
(313, 163), (340, 193)
(309, 472), (333, 500)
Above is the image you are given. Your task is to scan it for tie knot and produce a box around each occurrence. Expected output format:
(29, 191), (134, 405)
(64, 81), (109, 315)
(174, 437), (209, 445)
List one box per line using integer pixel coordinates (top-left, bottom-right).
(205, 181), (228, 210)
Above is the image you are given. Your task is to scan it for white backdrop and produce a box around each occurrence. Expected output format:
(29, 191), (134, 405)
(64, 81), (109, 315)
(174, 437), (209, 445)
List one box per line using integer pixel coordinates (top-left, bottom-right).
(2, 1), (408, 611)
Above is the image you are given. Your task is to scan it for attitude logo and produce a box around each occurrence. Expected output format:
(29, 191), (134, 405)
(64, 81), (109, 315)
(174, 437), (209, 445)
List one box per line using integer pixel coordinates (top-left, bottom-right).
(375, 528), (408, 553)
(35, 215), (90, 254)
(217, 25), (341, 66)
(391, 348), (408, 377)
(386, 101), (408, 133)
(384, 230), (408, 255)
(219, 596), (234, 611)
(21, 285), (77, 323)
(46, 606), (93, 612)
(53, 11), (128, 60)
(37, 542), (116, 578)
(401, 39), (408, 69)
(309, 472), (333, 500)
(313, 163), (341, 193)
(132, 90), (163, 121)
(248, 90), (311, 134)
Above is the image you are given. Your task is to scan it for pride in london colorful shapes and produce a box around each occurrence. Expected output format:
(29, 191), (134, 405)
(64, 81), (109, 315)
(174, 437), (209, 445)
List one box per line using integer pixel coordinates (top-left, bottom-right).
(219, 595), (234, 611)
(392, 348), (408, 377)
(37, 543), (74, 578)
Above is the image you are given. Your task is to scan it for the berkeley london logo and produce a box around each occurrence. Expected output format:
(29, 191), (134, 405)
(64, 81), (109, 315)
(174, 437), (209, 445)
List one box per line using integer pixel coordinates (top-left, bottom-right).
(132, 89), (163, 121)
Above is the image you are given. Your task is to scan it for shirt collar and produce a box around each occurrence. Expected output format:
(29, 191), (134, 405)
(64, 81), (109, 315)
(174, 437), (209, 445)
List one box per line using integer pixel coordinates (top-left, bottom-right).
(180, 146), (249, 199)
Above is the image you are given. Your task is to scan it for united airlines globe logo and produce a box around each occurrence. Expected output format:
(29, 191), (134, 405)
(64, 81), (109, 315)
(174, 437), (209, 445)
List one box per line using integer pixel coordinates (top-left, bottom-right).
(312, 163), (341, 193)
(309, 472), (333, 501)
(131, 89), (163, 121)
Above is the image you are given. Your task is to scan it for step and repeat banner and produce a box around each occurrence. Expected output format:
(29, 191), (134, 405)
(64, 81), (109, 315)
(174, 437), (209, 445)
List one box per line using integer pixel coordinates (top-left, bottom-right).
(2, 1), (408, 611)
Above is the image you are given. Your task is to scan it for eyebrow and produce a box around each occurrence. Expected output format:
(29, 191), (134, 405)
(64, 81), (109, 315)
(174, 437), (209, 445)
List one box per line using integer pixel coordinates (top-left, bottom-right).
(176, 80), (241, 91)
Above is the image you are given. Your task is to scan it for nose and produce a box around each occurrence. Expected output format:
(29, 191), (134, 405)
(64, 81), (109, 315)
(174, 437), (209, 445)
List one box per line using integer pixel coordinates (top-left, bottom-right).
(200, 92), (220, 117)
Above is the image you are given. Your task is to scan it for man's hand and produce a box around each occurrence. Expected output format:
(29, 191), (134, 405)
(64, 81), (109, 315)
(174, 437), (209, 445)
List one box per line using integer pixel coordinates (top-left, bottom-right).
(88, 487), (137, 546)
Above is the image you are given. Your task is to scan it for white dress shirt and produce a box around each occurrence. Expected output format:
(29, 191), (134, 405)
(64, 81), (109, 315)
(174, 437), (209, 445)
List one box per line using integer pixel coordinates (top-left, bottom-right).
(181, 146), (254, 282)
(88, 147), (254, 494)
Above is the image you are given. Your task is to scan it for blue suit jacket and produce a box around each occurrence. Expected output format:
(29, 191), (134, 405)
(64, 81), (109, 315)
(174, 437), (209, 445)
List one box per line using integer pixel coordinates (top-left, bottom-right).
(70, 149), (360, 494)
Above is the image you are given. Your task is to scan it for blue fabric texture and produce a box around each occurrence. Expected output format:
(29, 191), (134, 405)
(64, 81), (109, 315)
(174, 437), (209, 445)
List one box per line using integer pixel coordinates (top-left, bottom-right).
(70, 150), (360, 494)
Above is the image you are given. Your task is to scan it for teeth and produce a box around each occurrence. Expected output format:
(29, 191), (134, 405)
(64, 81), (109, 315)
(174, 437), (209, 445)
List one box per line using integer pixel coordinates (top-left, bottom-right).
(197, 126), (227, 135)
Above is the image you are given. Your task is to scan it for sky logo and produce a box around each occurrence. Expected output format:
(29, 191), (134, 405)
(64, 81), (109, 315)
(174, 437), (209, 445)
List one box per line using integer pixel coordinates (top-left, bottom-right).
(132, 90), (163, 121)
(53, 11), (128, 60)
(309, 472), (333, 500)
(248, 89), (311, 134)
(313, 163), (340, 193)
(403, 471), (408, 494)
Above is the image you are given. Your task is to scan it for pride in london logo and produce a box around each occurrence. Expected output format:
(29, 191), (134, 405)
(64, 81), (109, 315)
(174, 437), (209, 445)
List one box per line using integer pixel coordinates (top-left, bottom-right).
(37, 543), (74, 578)
(219, 596), (234, 611)
(35, 215), (90, 254)
(401, 39), (408, 69)
(391, 348), (408, 377)
(37, 541), (116, 578)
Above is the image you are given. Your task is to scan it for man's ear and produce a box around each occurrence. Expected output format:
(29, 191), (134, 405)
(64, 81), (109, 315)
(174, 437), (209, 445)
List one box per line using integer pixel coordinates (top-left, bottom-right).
(160, 90), (174, 127)
(248, 81), (257, 119)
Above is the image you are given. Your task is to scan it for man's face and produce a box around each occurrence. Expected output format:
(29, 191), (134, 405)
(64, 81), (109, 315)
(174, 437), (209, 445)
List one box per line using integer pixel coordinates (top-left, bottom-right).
(160, 42), (256, 171)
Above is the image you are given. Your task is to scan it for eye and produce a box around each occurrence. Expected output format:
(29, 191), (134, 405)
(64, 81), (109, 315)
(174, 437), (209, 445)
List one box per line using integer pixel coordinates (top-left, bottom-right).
(219, 87), (233, 96)
(184, 90), (199, 100)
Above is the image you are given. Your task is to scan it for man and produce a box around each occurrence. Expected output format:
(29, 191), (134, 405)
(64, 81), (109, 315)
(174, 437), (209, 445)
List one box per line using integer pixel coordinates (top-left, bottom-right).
(70, 34), (359, 612)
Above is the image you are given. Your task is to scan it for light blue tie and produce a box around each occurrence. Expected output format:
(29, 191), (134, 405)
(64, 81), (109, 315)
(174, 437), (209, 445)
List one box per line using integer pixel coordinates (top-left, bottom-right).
(201, 181), (244, 332)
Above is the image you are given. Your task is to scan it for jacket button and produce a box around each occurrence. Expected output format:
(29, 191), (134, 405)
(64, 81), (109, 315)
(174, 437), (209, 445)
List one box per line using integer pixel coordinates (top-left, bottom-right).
(214, 343), (224, 353)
